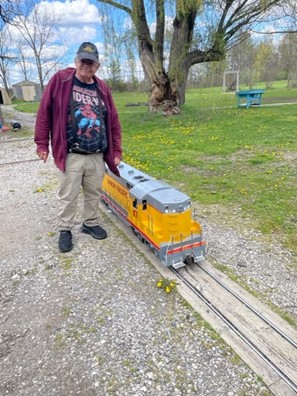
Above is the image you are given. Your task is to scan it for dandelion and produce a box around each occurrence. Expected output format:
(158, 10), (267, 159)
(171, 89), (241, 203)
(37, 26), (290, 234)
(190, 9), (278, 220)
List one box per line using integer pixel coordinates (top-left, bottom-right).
(156, 278), (177, 293)
(47, 232), (56, 237)
(156, 280), (163, 288)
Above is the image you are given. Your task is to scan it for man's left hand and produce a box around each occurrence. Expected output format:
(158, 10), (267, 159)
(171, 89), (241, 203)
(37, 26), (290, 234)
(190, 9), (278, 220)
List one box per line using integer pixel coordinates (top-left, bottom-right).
(114, 157), (121, 166)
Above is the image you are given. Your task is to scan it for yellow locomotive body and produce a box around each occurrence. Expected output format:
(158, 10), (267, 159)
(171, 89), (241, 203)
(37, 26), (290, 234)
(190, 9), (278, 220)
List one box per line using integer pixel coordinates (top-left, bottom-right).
(101, 162), (206, 268)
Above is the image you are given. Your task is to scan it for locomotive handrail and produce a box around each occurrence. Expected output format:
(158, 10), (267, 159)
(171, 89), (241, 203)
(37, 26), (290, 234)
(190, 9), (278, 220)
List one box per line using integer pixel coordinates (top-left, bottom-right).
(165, 232), (197, 263)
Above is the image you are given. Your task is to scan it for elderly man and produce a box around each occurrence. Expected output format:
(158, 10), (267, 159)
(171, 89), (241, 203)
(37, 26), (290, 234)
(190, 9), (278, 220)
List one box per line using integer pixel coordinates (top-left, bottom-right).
(35, 42), (122, 253)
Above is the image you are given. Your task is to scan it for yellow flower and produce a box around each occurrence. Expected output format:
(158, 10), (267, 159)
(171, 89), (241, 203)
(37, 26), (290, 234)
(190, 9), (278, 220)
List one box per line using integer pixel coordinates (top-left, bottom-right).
(165, 286), (171, 293)
(47, 232), (55, 237)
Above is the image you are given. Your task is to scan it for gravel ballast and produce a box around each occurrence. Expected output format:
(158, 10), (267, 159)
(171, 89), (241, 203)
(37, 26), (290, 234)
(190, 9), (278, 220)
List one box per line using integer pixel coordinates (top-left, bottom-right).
(2, 106), (295, 395)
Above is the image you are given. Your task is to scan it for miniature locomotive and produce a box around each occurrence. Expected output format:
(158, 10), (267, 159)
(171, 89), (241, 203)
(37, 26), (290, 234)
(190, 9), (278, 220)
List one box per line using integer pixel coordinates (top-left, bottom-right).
(101, 161), (206, 268)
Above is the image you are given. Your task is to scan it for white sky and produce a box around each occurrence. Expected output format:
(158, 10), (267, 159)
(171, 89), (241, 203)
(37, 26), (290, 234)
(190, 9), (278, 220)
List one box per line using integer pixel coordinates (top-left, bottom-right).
(45, 0), (103, 45)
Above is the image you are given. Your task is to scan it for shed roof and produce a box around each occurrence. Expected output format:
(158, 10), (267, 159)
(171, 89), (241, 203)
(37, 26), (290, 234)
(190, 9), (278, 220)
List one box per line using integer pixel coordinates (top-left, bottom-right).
(12, 80), (40, 87)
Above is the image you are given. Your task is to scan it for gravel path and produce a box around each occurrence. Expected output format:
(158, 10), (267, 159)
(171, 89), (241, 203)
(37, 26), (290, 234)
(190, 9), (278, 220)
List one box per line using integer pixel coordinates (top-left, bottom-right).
(2, 104), (295, 395)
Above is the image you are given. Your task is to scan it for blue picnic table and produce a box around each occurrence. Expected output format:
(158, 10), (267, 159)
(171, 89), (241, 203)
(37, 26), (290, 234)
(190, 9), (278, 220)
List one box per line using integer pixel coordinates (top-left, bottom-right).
(236, 89), (265, 108)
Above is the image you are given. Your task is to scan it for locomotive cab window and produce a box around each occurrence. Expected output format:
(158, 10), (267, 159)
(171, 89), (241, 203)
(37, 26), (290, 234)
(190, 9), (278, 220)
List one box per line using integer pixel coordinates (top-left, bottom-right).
(133, 199), (138, 209)
(142, 200), (147, 210)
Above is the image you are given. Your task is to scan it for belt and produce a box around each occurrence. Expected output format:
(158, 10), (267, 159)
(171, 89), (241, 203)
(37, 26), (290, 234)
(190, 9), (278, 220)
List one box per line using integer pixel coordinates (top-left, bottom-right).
(68, 148), (102, 155)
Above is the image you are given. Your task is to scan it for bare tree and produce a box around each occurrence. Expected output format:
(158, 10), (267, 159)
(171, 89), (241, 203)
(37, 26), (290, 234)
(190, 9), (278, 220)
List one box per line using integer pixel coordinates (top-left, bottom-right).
(95, 0), (292, 113)
(0, 0), (23, 25)
(8, 0), (64, 91)
(253, 39), (275, 89)
(0, 0), (26, 91)
(0, 28), (14, 94)
(101, 8), (123, 90)
(278, 33), (297, 87)
(13, 40), (31, 81)
(124, 39), (139, 89)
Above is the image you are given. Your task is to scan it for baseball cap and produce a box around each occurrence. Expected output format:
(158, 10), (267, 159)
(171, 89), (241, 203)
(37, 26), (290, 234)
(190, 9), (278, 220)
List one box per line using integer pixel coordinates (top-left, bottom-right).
(76, 42), (99, 63)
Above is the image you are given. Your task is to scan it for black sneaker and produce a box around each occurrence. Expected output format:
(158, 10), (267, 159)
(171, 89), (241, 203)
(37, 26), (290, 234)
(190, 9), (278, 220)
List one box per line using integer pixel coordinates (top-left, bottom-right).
(58, 231), (73, 252)
(81, 223), (107, 240)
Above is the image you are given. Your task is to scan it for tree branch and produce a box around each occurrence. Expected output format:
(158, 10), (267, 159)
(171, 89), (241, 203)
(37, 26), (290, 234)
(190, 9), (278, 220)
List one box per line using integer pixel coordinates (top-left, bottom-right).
(96, 0), (132, 15)
(155, 0), (165, 63)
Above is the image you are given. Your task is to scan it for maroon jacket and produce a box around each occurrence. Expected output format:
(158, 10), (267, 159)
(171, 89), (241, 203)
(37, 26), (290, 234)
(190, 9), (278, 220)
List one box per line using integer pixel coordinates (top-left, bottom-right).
(34, 67), (122, 176)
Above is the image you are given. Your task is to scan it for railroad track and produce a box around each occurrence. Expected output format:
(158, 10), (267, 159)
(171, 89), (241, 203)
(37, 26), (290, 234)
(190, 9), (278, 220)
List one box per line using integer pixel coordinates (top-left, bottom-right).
(0, 137), (33, 143)
(170, 262), (297, 396)
(0, 136), (38, 166)
(0, 158), (40, 167)
(101, 191), (297, 395)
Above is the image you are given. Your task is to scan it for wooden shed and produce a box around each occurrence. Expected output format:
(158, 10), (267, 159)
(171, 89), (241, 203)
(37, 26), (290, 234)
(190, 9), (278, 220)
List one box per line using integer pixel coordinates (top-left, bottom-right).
(0, 87), (12, 105)
(12, 80), (42, 102)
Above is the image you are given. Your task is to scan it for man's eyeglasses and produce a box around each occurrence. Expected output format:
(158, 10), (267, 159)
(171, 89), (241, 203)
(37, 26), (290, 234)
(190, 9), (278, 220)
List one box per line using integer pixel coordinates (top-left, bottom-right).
(80, 59), (97, 66)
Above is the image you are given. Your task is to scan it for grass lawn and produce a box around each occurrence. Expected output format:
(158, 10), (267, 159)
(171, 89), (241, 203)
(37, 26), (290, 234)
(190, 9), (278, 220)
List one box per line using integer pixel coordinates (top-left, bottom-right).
(14, 82), (297, 255)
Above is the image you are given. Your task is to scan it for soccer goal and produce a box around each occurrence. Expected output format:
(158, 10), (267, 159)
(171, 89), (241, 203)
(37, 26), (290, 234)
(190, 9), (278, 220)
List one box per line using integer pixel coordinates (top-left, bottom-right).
(222, 70), (239, 92)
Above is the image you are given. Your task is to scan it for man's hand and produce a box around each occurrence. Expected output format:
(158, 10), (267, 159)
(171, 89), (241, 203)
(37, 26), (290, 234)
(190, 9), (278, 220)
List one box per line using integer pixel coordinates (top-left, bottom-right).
(37, 151), (49, 163)
(114, 156), (121, 166)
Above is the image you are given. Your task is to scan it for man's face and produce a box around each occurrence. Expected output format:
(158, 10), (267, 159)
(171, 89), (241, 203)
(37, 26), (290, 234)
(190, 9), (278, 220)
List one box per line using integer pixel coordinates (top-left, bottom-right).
(75, 58), (99, 82)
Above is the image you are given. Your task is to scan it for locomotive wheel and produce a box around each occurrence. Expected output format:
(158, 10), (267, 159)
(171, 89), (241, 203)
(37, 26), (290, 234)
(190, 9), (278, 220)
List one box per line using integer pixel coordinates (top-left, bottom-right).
(184, 255), (195, 265)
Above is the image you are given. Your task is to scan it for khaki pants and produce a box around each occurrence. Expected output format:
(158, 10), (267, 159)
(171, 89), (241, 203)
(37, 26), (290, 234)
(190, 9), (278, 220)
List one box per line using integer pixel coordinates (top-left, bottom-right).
(57, 153), (105, 231)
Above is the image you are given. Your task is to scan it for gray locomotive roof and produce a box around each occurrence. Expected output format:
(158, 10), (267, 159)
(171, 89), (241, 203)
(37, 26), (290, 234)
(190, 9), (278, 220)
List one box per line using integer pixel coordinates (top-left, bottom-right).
(117, 161), (156, 186)
(130, 181), (187, 202)
(117, 162), (190, 209)
(149, 187), (189, 205)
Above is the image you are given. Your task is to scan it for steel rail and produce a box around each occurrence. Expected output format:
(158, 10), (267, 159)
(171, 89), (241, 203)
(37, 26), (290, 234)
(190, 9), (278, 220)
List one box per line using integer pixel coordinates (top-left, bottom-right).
(0, 138), (32, 143)
(0, 158), (40, 167)
(170, 267), (297, 394)
(195, 262), (297, 349)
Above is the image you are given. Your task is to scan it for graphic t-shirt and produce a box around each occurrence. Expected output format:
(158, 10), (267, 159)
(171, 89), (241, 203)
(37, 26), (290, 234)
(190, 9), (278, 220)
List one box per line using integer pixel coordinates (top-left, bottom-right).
(66, 77), (108, 153)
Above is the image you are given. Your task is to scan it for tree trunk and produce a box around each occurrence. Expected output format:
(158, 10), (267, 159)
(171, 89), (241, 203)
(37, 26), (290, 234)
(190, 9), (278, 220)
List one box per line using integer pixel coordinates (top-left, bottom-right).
(139, 40), (179, 114)
(0, 64), (10, 96)
(97, 0), (284, 114)
(138, 8), (195, 114)
(145, 69), (182, 115)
